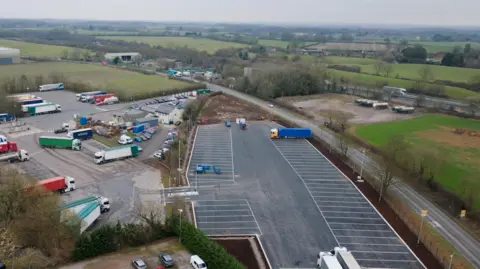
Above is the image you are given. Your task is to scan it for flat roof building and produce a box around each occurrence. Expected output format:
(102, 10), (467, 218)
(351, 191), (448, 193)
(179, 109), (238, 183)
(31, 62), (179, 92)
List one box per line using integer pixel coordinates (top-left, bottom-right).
(104, 52), (141, 62)
(0, 47), (20, 64)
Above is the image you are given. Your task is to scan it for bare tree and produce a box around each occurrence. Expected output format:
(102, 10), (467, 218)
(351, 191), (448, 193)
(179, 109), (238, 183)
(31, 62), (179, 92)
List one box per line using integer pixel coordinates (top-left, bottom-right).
(337, 135), (349, 158)
(133, 202), (164, 227)
(414, 94), (427, 107)
(334, 113), (351, 133)
(418, 65), (434, 82)
(383, 64), (393, 77)
(373, 61), (385, 76)
(61, 49), (69, 60)
(82, 50), (90, 62)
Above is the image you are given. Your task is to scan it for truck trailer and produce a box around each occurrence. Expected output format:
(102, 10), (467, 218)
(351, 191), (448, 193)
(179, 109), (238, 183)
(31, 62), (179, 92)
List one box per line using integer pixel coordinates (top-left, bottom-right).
(0, 141), (18, 154)
(91, 93), (115, 104)
(18, 97), (43, 105)
(27, 103), (61, 116)
(77, 201), (101, 234)
(21, 102), (52, 113)
(0, 113), (15, 123)
(60, 195), (110, 216)
(316, 247), (361, 269)
(94, 144), (139, 164)
(39, 136), (82, 151)
(68, 128), (93, 140)
(270, 128), (312, 139)
(0, 150), (29, 163)
(76, 91), (107, 101)
(7, 93), (36, 101)
(38, 83), (64, 92)
(35, 176), (76, 193)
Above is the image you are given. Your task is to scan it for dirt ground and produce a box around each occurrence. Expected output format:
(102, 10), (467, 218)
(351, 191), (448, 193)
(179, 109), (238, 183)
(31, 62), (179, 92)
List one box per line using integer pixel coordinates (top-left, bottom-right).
(200, 94), (271, 123)
(213, 237), (268, 269)
(59, 238), (191, 269)
(278, 93), (416, 124)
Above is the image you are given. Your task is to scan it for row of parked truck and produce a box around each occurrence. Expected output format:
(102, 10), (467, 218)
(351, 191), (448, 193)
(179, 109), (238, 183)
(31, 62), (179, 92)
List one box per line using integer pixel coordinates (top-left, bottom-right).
(355, 99), (415, 113)
(75, 91), (119, 105)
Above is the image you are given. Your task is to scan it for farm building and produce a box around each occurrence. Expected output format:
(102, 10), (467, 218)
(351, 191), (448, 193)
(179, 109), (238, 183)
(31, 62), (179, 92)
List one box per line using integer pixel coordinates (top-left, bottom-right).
(0, 47), (20, 64)
(141, 104), (183, 124)
(104, 52), (141, 62)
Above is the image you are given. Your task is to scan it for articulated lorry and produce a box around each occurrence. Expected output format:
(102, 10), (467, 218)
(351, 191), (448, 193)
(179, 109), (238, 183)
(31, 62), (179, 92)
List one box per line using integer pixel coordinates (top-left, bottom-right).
(60, 196), (110, 234)
(270, 128), (312, 139)
(317, 247), (362, 269)
(21, 102), (51, 113)
(27, 103), (61, 116)
(76, 91), (107, 101)
(35, 176), (76, 193)
(39, 136), (82, 151)
(94, 144), (139, 164)
(18, 97), (43, 105)
(60, 195), (110, 215)
(68, 128), (93, 140)
(90, 93), (115, 104)
(0, 141), (18, 153)
(38, 83), (64, 92)
(0, 149), (29, 163)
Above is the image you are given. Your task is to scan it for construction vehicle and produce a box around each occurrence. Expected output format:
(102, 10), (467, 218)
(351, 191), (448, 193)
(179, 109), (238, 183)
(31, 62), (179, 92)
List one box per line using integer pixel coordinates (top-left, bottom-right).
(32, 176), (76, 193)
(316, 247), (361, 269)
(0, 149), (29, 163)
(225, 120), (231, 127)
(39, 136), (82, 151)
(94, 144), (139, 164)
(270, 128), (312, 139)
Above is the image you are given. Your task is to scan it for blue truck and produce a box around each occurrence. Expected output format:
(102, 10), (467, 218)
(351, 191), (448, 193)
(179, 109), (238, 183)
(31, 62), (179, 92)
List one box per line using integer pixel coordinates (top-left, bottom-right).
(68, 128), (93, 140)
(270, 128), (312, 139)
(0, 113), (15, 123)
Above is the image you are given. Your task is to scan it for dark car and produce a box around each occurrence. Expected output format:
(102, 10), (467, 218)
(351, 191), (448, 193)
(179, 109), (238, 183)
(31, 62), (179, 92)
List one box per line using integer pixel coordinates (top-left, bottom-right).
(143, 132), (152, 139)
(132, 258), (147, 269)
(159, 253), (174, 267)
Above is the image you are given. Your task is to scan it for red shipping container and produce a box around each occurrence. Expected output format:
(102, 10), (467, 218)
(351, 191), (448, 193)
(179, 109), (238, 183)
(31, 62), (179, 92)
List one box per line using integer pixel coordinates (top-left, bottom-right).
(0, 142), (18, 153)
(95, 93), (115, 103)
(37, 177), (66, 192)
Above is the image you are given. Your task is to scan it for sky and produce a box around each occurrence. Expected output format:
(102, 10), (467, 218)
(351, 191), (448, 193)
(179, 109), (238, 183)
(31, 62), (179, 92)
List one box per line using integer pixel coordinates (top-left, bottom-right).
(0, 0), (479, 27)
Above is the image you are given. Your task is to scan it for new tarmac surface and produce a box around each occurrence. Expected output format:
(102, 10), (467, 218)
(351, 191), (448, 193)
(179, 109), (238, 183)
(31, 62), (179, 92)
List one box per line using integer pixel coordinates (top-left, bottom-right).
(187, 122), (422, 268)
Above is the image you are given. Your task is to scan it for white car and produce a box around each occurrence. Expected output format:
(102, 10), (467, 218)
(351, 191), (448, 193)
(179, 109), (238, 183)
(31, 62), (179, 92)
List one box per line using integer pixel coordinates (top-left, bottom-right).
(268, 104), (274, 108)
(153, 151), (163, 159)
(162, 147), (170, 153)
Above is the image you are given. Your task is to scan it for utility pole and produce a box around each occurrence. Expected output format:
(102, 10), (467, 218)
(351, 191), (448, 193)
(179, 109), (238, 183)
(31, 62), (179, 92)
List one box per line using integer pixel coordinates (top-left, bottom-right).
(417, 210), (428, 245)
(448, 253), (454, 269)
(178, 209), (183, 242)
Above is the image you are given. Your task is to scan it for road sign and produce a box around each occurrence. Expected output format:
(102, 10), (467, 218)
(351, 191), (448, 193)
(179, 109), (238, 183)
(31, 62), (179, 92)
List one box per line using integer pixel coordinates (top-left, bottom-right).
(421, 210), (428, 217)
(460, 210), (467, 218)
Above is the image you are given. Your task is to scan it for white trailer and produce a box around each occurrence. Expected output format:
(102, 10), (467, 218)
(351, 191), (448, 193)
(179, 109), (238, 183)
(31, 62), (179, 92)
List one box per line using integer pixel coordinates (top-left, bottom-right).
(60, 195), (110, 223)
(373, 102), (389, 109)
(317, 247), (362, 269)
(78, 201), (101, 234)
(39, 83), (64, 92)
(94, 144), (139, 164)
(317, 251), (342, 269)
(0, 150), (29, 163)
(30, 104), (61, 115)
(21, 102), (50, 113)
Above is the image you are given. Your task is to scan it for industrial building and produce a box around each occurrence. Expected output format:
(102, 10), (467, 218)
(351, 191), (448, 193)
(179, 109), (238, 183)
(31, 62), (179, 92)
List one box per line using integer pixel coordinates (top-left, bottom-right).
(104, 52), (141, 63)
(0, 47), (20, 64)
(141, 103), (183, 124)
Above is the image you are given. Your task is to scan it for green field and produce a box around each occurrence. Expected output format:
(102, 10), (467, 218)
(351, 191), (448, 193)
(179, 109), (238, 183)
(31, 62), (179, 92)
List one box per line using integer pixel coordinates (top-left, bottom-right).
(96, 36), (247, 54)
(328, 69), (479, 100)
(0, 62), (192, 97)
(325, 56), (379, 65)
(355, 114), (480, 207)
(0, 39), (90, 58)
(258, 39), (316, 49)
(357, 63), (480, 83)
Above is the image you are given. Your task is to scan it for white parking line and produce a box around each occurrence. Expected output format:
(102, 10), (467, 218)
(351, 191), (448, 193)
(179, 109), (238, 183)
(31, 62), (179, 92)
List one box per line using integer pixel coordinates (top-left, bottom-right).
(336, 235), (398, 239)
(196, 209), (250, 212)
(229, 128), (235, 183)
(324, 216), (380, 220)
(197, 220), (257, 224)
(332, 228), (391, 232)
(355, 259), (418, 263)
(319, 205), (372, 209)
(246, 199), (262, 235)
(200, 227), (259, 230)
(341, 242), (403, 246)
(322, 211), (378, 214)
(330, 222), (388, 226)
(352, 250), (410, 254)
(198, 214), (254, 218)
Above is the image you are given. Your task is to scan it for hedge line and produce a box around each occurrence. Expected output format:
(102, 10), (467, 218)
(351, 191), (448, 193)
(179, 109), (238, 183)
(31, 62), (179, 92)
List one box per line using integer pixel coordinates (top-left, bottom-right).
(166, 214), (245, 269)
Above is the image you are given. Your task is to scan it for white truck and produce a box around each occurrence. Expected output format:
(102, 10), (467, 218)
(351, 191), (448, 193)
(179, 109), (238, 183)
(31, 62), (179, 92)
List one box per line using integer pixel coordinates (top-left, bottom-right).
(38, 83), (64, 92)
(317, 247), (362, 269)
(94, 144), (139, 164)
(60, 196), (110, 234)
(0, 150), (29, 163)
(373, 102), (389, 110)
(27, 103), (62, 116)
(392, 105), (415, 114)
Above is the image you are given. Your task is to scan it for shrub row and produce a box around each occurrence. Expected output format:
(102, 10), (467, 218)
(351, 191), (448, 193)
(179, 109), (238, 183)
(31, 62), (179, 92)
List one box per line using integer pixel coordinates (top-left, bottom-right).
(71, 222), (174, 261)
(166, 215), (245, 269)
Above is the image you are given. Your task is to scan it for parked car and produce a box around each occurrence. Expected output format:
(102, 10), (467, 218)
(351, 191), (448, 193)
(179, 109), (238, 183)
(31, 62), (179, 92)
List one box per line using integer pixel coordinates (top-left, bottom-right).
(134, 137), (143, 142)
(159, 253), (174, 267)
(140, 135), (148, 141)
(190, 255), (206, 269)
(137, 146), (143, 152)
(268, 104), (274, 108)
(153, 151), (163, 159)
(143, 132), (152, 139)
(161, 147), (170, 153)
(132, 258), (147, 269)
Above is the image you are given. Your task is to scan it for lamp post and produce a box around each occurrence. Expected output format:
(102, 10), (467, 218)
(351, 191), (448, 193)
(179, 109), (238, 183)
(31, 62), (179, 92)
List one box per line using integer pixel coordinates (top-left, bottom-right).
(448, 253), (454, 269)
(178, 209), (184, 243)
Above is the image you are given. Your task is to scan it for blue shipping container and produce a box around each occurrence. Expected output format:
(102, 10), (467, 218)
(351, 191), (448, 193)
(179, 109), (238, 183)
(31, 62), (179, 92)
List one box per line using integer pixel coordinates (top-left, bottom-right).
(277, 128), (312, 138)
(79, 117), (88, 125)
(70, 128), (93, 140)
(0, 113), (14, 122)
(132, 124), (145, 134)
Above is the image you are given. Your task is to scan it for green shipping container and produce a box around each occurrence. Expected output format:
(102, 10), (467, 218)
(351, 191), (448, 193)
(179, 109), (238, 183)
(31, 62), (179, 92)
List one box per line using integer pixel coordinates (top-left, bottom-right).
(39, 136), (82, 150)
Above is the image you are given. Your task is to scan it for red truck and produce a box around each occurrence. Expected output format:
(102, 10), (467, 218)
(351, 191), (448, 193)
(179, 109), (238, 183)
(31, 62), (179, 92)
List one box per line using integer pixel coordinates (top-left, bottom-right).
(35, 176), (76, 193)
(0, 142), (18, 154)
(94, 93), (116, 104)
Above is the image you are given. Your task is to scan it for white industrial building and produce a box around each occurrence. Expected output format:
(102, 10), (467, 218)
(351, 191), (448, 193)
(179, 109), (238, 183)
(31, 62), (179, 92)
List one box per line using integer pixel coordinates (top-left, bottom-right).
(0, 47), (20, 64)
(104, 52), (141, 62)
(141, 104), (183, 124)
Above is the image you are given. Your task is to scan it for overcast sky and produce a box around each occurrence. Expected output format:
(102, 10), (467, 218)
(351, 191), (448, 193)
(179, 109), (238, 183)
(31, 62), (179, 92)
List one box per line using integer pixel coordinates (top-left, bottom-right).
(1, 0), (479, 27)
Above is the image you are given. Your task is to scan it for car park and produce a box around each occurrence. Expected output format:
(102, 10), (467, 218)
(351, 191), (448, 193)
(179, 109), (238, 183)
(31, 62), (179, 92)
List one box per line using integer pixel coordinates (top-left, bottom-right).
(132, 258), (147, 269)
(158, 253), (174, 267)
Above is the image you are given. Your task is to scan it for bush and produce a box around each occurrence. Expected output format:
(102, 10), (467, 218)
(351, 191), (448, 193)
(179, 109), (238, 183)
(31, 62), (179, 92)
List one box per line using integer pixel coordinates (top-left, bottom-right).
(328, 65), (361, 73)
(166, 215), (245, 269)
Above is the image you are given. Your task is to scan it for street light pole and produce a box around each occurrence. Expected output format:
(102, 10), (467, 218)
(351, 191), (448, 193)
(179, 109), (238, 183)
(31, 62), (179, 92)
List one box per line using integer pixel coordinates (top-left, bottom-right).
(360, 148), (366, 179)
(178, 209), (183, 243)
(448, 253), (454, 269)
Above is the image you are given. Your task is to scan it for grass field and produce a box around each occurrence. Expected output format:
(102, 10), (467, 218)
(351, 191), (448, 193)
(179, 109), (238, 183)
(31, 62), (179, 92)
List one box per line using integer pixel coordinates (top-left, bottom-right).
(325, 56), (379, 65)
(0, 62), (192, 97)
(258, 39), (316, 49)
(357, 63), (480, 83)
(96, 36), (247, 54)
(0, 39), (90, 58)
(355, 114), (480, 207)
(328, 69), (480, 100)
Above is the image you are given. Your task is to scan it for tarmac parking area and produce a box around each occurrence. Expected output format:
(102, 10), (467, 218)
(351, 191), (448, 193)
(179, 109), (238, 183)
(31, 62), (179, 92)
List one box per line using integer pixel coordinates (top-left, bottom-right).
(271, 139), (423, 269)
(194, 199), (262, 236)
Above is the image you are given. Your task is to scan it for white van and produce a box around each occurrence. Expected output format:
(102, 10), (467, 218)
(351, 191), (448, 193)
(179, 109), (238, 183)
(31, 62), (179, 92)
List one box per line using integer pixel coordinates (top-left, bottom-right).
(118, 135), (133, 145)
(190, 255), (207, 269)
